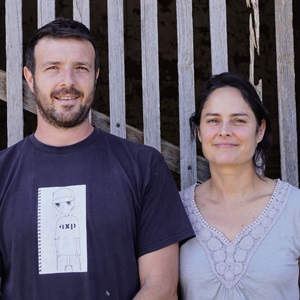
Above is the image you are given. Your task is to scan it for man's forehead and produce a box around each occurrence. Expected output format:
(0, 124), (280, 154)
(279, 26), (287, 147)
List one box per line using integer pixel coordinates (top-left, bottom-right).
(34, 37), (96, 63)
(35, 37), (95, 53)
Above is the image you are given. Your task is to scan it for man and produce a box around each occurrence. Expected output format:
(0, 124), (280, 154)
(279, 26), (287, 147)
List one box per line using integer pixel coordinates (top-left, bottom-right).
(0, 18), (194, 299)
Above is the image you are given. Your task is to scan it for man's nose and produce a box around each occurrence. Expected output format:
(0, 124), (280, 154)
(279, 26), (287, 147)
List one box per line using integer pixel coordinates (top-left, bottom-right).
(61, 68), (76, 87)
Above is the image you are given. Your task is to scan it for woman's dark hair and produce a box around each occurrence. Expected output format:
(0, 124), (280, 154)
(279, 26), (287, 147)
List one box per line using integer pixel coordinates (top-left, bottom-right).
(190, 72), (272, 173)
(25, 18), (100, 74)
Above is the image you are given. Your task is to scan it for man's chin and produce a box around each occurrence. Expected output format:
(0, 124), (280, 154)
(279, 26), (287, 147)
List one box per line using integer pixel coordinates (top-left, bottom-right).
(42, 112), (88, 128)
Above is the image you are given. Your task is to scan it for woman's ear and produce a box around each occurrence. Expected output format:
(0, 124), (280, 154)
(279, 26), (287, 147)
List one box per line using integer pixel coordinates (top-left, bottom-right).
(197, 127), (202, 143)
(257, 119), (266, 143)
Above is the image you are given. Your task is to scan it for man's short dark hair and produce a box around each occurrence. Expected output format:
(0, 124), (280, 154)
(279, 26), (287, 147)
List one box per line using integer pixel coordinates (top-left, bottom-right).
(25, 18), (100, 74)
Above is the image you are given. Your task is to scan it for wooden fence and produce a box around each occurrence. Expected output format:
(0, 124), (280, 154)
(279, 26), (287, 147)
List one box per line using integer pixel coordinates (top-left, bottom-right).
(0, 0), (298, 189)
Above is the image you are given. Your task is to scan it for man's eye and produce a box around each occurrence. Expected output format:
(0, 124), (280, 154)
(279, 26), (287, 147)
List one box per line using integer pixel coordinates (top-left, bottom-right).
(55, 203), (60, 207)
(46, 66), (58, 70)
(66, 201), (71, 205)
(207, 119), (218, 123)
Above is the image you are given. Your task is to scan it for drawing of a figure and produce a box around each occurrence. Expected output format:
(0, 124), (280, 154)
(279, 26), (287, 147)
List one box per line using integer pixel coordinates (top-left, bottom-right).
(52, 188), (81, 272)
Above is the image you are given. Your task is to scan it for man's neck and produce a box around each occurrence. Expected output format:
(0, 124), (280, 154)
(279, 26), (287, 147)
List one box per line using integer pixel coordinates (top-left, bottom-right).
(34, 118), (94, 147)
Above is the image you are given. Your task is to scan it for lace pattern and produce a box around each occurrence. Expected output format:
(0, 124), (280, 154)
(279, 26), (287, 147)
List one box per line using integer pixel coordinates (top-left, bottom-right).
(180, 179), (291, 289)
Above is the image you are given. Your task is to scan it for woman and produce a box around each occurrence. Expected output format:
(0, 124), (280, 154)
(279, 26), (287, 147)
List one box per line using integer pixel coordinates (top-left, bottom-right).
(179, 72), (300, 299)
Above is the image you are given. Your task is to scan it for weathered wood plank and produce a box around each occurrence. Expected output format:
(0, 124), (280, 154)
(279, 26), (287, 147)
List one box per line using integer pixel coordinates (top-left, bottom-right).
(176, 0), (197, 189)
(0, 70), (210, 183)
(247, 0), (262, 100)
(73, 0), (90, 28)
(5, 0), (23, 146)
(37, 0), (55, 27)
(274, 0), (298, 187)
(107, 0), (126, 138)
(140, 0), (161, 151)
(209, 0), (228, 74)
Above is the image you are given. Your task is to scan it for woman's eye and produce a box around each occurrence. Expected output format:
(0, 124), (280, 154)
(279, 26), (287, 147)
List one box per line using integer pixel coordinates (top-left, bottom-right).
(207, 119), (218, 123)
(233, 119), (246, 124)
(76, 66), (89, 71)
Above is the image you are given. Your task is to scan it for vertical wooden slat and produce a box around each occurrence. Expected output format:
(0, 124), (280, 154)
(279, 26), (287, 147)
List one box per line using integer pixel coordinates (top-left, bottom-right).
(275, 0), (298, 187)
(247, 0), (262, 100)
(209, 0), (228, 74)
(247, 0), (260, 83)
(37, 0), (55, 28)
(107, 0), (126, 138)
(73, 0), (90, 28)
(73, 0), (91, 122)
(140, 0), (161, 150)
(176, 0), (197, 189)
(5, 0), (23, 146)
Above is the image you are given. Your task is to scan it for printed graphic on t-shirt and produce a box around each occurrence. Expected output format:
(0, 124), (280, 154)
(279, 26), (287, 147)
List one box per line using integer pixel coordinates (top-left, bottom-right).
(37, 185), (87, 274)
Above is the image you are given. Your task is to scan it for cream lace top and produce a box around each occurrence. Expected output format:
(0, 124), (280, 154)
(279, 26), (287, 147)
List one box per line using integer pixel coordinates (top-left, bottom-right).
(180, 179), (300, 300)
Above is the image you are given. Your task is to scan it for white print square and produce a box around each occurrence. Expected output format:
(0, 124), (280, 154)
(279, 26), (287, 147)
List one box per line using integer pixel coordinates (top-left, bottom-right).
(38, 185), (87, 274)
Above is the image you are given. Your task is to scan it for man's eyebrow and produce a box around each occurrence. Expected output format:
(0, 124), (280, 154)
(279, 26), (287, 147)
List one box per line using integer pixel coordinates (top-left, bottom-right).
(41, 61), (60, 67)
(41, 61), (93, 68)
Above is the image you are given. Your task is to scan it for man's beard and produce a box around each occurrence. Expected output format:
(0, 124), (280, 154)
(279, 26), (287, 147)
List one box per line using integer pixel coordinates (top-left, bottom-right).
(33, 81), (95, 128)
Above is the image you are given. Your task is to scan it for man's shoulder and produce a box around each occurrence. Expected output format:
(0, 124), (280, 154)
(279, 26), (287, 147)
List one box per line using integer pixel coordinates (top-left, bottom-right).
(98, 129), (161, 156)
(0, 136), (30, 164)
(0, 139), (29, 188)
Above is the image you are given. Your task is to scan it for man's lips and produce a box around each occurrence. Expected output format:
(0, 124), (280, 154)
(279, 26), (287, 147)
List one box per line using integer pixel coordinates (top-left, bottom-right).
(55, 95), (79, 100)
(51, 88), (82, 101)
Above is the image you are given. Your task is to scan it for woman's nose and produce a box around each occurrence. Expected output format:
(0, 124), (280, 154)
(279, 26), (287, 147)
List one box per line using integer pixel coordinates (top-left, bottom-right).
(218, 122), (232, 136)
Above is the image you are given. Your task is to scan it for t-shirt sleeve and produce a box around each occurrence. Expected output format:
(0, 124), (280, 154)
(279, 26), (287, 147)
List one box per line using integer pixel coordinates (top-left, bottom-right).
(0, 254), (3, 279)
(135, 152), (195, 257)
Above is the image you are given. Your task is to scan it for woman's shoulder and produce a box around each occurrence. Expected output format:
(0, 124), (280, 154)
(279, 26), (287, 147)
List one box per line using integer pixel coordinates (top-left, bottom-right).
(179, 183), (199, 205)
(271, 179), (300, 210)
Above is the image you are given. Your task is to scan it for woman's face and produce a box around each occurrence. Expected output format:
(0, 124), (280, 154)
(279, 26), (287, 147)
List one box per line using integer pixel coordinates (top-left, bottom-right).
(198, 87), (265, 169)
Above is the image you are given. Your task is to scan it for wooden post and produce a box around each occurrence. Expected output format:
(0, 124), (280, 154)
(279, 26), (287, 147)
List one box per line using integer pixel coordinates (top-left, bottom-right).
(176, 0), (197, 189)
(37, 0), (55, 28)
(275, 0), (298, 187)
(140, 0), (161, 151)
(209, 0), (228, 74)
(73, 0), (90, 28)
(5, 0), (23, 146)
(107, 0), (126, 138)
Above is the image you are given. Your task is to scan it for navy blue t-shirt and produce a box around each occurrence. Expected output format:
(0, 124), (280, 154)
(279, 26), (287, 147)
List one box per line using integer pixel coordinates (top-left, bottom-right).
(0, 128), (194, 299)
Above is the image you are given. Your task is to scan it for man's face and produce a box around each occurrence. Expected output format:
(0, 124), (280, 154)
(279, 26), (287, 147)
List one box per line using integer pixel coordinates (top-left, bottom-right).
(25, 37), (99, 128)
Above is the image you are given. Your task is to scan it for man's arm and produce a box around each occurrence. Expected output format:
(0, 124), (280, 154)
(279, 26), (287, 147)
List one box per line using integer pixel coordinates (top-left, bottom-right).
(133, 243), (179, 300)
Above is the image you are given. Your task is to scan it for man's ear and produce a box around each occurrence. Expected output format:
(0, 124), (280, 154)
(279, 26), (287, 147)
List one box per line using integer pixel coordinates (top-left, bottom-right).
(95, 68), (100, 81)
(23, 66), (34, 93)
